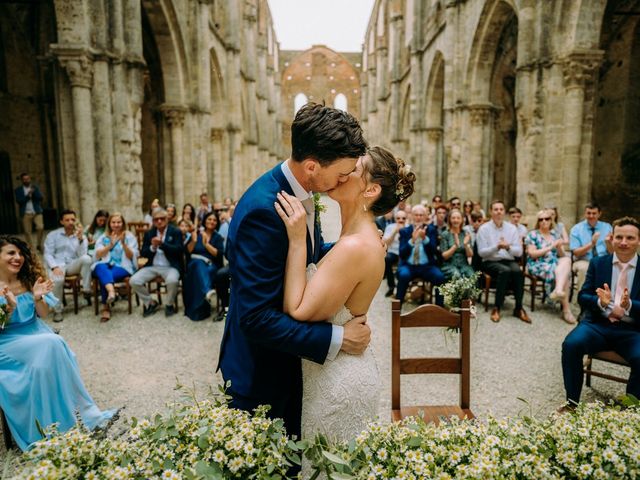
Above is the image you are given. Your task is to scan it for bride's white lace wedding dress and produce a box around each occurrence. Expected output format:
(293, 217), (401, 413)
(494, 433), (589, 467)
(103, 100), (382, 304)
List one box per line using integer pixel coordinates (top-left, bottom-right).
(301, 264), (380, 474)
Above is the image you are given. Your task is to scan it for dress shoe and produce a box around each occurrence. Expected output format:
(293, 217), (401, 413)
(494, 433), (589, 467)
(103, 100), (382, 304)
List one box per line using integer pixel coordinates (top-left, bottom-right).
(100, 306), (111, 323)
(205, 289), (217, 307)
(165, 304), (177, 317)
(556, 402), (576, 415)
(143, 301), (160, 318)
(385, 288), (395, 297)
(514, 308), (531, 324)
(561, 310), (577, 324)
(490, 308), (501, 323)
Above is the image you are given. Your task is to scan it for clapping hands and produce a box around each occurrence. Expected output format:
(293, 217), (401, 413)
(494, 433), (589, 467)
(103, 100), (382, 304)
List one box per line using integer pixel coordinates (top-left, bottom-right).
(33, 277), (53, 300)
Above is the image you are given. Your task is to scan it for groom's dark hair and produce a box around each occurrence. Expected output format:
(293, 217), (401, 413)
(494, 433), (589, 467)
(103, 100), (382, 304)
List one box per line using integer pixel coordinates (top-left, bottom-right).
(290, 102), (367, 165)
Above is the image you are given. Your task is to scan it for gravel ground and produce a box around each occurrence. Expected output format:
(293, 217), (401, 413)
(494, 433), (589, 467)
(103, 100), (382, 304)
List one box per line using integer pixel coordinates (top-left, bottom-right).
(0, 196), (628, 464)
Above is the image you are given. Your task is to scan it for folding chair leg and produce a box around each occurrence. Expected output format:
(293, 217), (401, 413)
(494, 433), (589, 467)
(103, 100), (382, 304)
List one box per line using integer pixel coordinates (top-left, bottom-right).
(585, 356), (593, 387)
(73, 281), (79, 314)
(530, 280), (536, 312)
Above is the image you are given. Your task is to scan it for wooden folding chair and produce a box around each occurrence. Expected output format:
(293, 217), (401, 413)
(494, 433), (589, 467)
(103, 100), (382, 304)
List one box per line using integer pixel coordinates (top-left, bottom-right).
(406, 277), (433, 304)
(584, 351), (630, 387)
(391, 299), (474, 424)
(62, 274), (81, 314)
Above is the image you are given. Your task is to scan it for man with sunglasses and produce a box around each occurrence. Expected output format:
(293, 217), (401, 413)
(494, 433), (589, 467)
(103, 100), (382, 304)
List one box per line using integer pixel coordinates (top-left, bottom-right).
(130, 207), (184, 317)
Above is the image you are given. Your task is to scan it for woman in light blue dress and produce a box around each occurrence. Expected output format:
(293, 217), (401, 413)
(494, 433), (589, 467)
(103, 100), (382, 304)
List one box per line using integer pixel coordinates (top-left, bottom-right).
(0, 235), (116, 450)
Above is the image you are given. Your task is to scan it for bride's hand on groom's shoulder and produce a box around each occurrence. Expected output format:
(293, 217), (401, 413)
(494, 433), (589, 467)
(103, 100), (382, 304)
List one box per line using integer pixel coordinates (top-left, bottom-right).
(274, 191), (307, 242)
(341, 314), (371, 355)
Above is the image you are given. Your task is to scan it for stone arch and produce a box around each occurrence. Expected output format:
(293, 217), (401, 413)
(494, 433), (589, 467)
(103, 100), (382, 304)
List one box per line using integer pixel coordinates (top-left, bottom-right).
(425, 51), (445, 195)
(553, 0), (608, 53)
(0, 0), (59, 230)
(466, 0), (518, 207)
(334, 93), (347, 111)
(141, 0), (189, 104)
(294, 93), (308, 114)
(591, 1), (640, 220)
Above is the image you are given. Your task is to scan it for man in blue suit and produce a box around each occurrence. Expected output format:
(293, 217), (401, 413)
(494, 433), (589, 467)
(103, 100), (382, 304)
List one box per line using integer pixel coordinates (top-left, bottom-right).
(395, 204), (445, 305)
(561, 216), (640, 405)
(218, 103), (371, 442)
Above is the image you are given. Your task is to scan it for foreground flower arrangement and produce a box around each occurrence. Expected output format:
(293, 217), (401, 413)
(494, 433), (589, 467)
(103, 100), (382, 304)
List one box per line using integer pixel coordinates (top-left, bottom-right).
(8, 391), (640, 480)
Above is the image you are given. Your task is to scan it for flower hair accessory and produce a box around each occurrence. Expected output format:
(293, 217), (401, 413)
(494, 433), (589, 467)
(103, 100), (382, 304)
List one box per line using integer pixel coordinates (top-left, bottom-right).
(395, 164), (412, 197)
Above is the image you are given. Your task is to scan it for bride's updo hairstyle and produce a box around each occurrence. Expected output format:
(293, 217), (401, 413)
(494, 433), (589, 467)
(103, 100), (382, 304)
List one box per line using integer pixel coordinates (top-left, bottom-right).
(364, 146), (416, 216)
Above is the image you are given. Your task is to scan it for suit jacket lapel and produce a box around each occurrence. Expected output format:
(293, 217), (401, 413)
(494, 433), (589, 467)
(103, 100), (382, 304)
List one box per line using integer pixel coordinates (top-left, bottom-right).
(630, 255), (640, 299)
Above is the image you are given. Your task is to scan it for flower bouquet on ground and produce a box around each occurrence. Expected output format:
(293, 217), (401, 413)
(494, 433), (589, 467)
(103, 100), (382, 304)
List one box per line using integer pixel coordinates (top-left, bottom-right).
(437, 272), (481, 313)
(11, 383), (298, 480)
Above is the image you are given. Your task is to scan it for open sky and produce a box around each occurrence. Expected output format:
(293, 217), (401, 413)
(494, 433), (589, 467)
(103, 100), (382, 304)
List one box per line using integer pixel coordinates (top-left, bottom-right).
(268, 0), (376, 52)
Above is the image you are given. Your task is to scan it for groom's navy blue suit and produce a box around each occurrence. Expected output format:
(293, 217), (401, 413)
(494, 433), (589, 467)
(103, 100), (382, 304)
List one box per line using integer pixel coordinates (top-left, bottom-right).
(218, 164), (332, 439)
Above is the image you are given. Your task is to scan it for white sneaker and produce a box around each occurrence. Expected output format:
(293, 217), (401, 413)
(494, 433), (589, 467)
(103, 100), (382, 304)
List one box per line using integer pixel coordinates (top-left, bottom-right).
(205, 289), (217, 308)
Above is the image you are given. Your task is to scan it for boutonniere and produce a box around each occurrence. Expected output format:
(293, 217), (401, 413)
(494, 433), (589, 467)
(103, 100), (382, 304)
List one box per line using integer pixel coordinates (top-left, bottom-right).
(313, 193), (326, 227)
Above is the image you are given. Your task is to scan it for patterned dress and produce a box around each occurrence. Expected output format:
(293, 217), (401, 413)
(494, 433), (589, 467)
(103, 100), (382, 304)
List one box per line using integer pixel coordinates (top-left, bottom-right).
(524, 229), (559, 294)
(439, 230), (475, 280)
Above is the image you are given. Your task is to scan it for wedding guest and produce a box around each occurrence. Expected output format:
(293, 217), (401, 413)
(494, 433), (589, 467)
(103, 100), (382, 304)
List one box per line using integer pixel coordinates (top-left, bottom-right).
(476, 200), (529, 323)
(178, 218), (193, 246)
(14, 173), (44, 252)
(165, 203), (178, 226)
(184, 212), (224, 321)
(464, 211), (485, 271)
(143, 198), (160, 226)
(217, 209), (230, 249)
(462, 200), (474, 226)
(92, 213), (139, 322)
(375, 211), (394, 232)
(525, 209), (575, 324)
(431, 195), (442, 211)
(448, 197), (461, 211)
(196, 193), (212, 226)
(85, 209), (109, 256)
(43, 209), (92, 322)
(547, 205), (569, 245)
(472, 201), (486, 220)
(440, 209), (474, 280)
(223, 197), (233, 208)
(181, 203), (196, 225)
(433, 204), (449, 237)
(570, 203), (613, 293)
(0, 235), (116, 451)
(508, 206), (528, 240)
(130, 208), (183, 317)
(381, 210), (408, 297)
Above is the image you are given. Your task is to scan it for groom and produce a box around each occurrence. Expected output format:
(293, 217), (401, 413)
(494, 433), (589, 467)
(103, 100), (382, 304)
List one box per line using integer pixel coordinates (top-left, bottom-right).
(218, 103), (371, 440)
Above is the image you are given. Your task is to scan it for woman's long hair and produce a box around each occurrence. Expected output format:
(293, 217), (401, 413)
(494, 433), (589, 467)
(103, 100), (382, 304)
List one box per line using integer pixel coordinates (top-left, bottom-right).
(0, 235), (46, 291)
(88, 209), (109, 235)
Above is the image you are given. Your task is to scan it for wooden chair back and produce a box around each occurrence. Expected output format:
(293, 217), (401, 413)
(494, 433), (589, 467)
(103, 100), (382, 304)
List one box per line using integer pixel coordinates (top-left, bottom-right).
(391, 299), (473, 423)
(127, 221), (149, 248)
(584, 350), (630, 387)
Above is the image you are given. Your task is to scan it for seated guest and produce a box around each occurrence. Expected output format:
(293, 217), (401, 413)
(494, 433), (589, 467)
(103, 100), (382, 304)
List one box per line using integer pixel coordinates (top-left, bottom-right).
(472, 201), (486, 220)
(43, 209), (92, 322)
(570, 203), (613, 293)
(181, 203), (196, 225)
(382, 210), (408, 297)
(561, 216), (640, 406)
(433, 204), (449, 237)
(547, 205), (569, 245)
(178, 218), (193, 246)
(92, 213), (139, 322)
(462, 200), (474, 226)
(165, 203), (178, 226)
(507, 206), (528, 240)
(223, 197), (233, 208)
(196, 192), (212, 226)
(217, 208), (231, 250)
(395, 205), (445, 305)
(130, 208), (183, 317)
(0, 236), (116, 451)
(85, 209), (109, 257)
(448, 197), (461, 211)
(143, 198), (160, 226)
(184, 212), (224, 321)
(525, 210), (575, 324)
(440, 209), (474, 280)
(464, 211), (485, 271)
(476, 200), (529, 323)
(431, 195), (442, 212)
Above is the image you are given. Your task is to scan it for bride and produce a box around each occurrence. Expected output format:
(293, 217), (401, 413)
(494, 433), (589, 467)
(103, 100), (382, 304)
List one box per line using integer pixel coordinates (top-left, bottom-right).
(275, 146), (415, 447)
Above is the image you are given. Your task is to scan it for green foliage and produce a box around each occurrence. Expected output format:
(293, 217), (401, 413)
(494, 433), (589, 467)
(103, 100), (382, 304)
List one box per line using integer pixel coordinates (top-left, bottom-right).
(437, 272), (482, 310)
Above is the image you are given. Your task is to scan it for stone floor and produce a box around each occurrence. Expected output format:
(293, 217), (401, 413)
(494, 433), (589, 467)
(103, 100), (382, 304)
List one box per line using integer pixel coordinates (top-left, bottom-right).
(0, 196), (628, 462)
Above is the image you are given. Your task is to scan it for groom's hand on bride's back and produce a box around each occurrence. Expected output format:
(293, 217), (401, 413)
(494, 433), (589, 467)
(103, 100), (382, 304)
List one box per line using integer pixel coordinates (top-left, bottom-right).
(341, 315), (371, 355)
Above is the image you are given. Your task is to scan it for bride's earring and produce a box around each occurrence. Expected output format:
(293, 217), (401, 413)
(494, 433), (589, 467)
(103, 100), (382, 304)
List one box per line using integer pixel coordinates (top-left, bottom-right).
(363, 203), (368, 212)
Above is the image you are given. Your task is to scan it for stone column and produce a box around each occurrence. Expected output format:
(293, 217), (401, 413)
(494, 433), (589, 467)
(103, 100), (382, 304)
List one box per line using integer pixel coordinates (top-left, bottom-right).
(376, 46), (388, 101)
(561, 52), (602, 220)
(425, 127), (443, 198)
(162, 106), (187, 207)
(59, 53), (98, 222)
(210, 128), (225, 200)
(468, 104), (496, 207)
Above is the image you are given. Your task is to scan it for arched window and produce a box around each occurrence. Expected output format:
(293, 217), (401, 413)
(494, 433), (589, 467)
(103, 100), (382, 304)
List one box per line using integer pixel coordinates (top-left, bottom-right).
(294, 93), (308, 115)
(334, 93), (348, 112)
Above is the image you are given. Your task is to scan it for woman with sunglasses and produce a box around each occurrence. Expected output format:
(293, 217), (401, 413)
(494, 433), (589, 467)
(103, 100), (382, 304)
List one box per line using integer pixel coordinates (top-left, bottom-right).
(462, 200), (474, 226)
(525, 209), (575, 324)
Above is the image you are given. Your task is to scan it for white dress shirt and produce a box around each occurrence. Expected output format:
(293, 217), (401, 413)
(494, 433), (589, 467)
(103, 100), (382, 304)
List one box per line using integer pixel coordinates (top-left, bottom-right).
(44, 228), (88, 269)
(281, 160), (342, 361)
(599, 253), (637, 323)
(23, 186), (35, 214)
(476, 220), (522, 261)
(151, 228), (170, 267)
